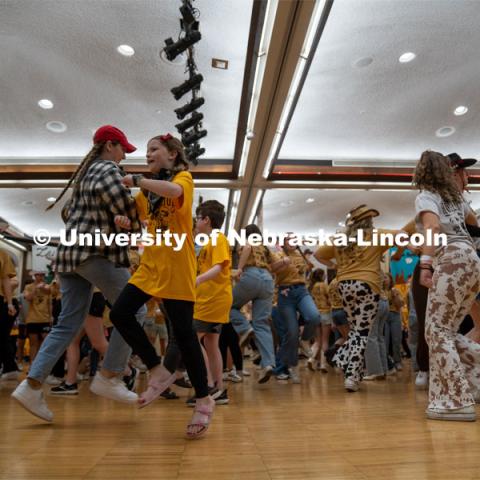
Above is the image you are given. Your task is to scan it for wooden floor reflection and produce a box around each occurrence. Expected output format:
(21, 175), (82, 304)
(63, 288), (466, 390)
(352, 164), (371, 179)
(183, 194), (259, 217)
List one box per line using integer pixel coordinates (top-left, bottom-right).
(1, 361), (479, 480)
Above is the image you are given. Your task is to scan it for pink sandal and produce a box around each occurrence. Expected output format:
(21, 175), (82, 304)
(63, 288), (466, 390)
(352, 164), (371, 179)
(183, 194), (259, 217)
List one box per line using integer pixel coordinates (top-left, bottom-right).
(186, 402), (215, 439)
(138, 372), (176, 409)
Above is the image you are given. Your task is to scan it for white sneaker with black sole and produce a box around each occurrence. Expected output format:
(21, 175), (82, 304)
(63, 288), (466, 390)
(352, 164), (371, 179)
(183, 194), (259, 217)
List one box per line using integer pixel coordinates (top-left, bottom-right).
(215, 389), (229, 405)
(258, 366), (273, 384)
(11, 379), (53, 422)
(50, 382), (79, 395)
(90, 373), (138, 404)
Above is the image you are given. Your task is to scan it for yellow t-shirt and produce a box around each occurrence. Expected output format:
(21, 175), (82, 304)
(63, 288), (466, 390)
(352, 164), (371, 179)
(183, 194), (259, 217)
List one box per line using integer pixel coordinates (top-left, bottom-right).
(145, 298), (158, 319)
(129, 171), (196, 301)
(194, 233), (232, 324)
(272, 250), (308, 286)
(388, 287), (402, 313)
(328, 278), (343, 309)
(24, 283), (52, 324)
(244, 245), (272, 270)
(315, 229), (396, 294)
(0, 249), (16, 298)
(310, 282), (331, 313)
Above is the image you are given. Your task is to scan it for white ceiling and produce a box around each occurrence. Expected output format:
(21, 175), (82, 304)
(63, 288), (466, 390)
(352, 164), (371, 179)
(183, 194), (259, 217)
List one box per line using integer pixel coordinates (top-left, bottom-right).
(280, 0), (480, 162)
(262, 189), (480, 236)
(0, 187), (230, 236)
(0, 0), (252, 161)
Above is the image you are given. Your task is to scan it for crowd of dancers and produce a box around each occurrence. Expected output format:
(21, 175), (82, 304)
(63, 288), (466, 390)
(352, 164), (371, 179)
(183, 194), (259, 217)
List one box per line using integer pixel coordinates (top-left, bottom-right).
(1, 126), (480, 439)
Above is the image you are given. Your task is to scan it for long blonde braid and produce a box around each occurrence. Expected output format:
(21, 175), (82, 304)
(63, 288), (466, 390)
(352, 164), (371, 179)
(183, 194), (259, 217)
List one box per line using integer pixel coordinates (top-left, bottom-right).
(46, 142), (106, 212)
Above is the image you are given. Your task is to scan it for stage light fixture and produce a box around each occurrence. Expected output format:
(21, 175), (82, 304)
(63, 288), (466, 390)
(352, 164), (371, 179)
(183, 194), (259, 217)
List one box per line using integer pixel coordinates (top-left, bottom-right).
(175, 111), (203, 134)
(182, 128), (207, 146)
(163, 30), (201, 62)
(186, 143), (205, 165)
(174, 97), (205, 120)
(171, 74), (203, 100)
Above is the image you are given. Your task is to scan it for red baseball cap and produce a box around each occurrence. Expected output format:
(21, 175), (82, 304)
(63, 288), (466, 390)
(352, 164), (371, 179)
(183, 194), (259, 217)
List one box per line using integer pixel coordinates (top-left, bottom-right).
(93, 125), (137, 153)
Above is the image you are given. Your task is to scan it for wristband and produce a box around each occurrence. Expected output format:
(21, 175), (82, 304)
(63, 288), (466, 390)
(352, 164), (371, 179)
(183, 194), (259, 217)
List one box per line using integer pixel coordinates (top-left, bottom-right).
(419, 264), (434, 272)
(132, 174), (144, 187)
(420, 255), (433, 263)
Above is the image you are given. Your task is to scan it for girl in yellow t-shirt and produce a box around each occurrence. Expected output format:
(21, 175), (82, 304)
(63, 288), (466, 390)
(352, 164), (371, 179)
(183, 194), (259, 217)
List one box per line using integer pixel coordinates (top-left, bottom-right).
(110, 134), (214, 439)
(308, 269), (331, 372)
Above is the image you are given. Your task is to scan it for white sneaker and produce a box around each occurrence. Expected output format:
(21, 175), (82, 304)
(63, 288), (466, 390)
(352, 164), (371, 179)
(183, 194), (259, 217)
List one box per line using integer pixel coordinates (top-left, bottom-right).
(289, 367), (301, 384)
(395, 362), (403, 371)
(258, 365), (273, 384)
(275, 372), (289, 381)
(344, 378), (359, 392)
(1, 371), (19, 381)
(11, 379), (53, 422)
(227, 369), (243, 383)
(415, 371), (429, 389)
(45, 375), (62, 386)
(242, 369), (251, 377)
(90, 373), (138, 404)
(426, 405), (476, 422)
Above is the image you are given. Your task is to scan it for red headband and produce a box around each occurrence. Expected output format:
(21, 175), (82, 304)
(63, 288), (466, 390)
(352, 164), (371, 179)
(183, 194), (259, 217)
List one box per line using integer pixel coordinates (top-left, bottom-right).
(160, 133), (173, 142)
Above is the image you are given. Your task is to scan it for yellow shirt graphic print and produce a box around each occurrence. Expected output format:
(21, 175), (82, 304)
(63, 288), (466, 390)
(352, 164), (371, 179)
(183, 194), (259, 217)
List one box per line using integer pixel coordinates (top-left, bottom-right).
(130, 171), (196, 301)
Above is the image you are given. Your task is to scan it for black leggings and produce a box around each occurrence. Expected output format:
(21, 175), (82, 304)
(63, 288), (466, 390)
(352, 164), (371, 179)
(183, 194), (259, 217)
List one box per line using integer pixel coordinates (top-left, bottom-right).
(219, 322), (243, 371)
(0, 298), (18, 373)
(110, 283), (208, 398)
(411, 263), (429, 372)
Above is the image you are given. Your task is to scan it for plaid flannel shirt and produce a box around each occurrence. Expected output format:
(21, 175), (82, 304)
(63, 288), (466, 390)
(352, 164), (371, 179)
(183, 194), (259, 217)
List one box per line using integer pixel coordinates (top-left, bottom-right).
(56, 159), (141, 273)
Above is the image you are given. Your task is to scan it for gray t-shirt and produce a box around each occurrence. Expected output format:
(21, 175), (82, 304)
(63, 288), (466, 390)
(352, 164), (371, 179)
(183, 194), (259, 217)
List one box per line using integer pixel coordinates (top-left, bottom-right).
(415, 190), (472, 245)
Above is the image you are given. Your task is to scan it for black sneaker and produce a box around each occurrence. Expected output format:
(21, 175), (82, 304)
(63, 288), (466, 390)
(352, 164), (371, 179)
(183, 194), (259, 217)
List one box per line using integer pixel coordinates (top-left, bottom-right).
(215, 389), (229, 405)
(174, 377), (192, 389)
(186, 386), (219, 407)
(160, 388), (179, 400)
(50, 382), (79, 395)
(123, 367), (139, 392)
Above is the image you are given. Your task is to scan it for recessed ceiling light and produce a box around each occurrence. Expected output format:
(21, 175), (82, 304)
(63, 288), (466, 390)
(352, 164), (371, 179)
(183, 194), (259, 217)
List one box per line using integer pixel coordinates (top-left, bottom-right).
(46, 121), (67, 133)
(399, 52), (416, 63)
(435, 126), (455, 138)
(353, 56), (373, 68)
(306, 198), (315, 203)
(155, 109), (162, 115)
(454, 105), (468, 116)
(338, 222), (345, 227)
(117, 44), (135, 56)
(38, 99), (54, 109)
(159, 50), (185, 65)
(47, 197), (56, 202)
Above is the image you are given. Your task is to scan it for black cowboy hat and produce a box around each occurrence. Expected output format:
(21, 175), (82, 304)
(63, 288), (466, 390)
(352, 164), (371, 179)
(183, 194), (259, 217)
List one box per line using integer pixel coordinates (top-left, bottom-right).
(447, 152), (477, 169)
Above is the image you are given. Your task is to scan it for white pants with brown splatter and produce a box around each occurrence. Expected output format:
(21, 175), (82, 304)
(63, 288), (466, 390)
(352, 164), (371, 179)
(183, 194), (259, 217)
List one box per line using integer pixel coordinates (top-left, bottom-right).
(426, 242), (480, 410)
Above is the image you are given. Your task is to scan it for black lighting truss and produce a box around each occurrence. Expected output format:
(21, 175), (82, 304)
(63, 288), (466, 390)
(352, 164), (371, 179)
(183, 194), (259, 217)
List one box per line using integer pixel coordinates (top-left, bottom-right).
(164, 0), (206, 166)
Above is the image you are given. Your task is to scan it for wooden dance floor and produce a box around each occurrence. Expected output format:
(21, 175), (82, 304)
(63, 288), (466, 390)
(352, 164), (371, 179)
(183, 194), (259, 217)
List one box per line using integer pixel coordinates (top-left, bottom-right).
(1, 362), (479, 480)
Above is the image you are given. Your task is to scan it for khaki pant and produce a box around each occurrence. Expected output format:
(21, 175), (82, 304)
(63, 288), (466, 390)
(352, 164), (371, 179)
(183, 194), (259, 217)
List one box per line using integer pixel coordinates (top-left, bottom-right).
(426, 242), (480, 409)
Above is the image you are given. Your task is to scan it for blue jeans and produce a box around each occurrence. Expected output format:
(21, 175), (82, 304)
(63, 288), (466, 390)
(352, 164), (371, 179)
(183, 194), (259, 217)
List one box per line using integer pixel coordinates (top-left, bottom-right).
(276, 284), (321, 368)
(365, 298), (388, 376)
(29, 256), (146, 383)
(230, 267), (275, 367)
(271, 306), (288, 375)
(385, 311), (402, 364)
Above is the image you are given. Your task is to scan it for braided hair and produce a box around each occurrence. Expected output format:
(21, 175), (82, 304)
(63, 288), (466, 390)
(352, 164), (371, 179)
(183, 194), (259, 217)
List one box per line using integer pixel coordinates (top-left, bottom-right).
(46, 142), (107, 212)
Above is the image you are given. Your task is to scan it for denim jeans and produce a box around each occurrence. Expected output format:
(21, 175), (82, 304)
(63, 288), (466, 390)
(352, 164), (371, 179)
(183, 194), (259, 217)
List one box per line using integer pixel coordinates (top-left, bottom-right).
(276, 284), (321, 368)
(29, 256), (146, 383)
(272, 306), (288, 375)
(364, 298), (388, 376)
(385, 311), (402, 364)
(408, 312), (418, 371)
(230, 267), (275, 368)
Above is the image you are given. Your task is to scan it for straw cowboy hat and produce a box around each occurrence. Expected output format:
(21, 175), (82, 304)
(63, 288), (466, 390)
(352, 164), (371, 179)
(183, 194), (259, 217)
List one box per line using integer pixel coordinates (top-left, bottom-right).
(345, 204), (379, 226)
